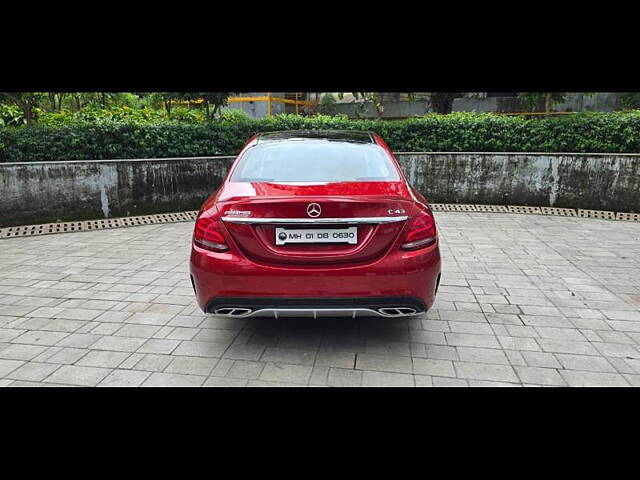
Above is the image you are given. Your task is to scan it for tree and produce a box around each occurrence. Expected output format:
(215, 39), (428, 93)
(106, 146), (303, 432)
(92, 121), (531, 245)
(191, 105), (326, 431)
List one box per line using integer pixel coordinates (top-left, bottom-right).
(518, 93), (597, 113)
(0, 92), (46, 127)
(518, 93), (568, 112)
(428, 92), (464, 114)
(45, 92), (69, 112)
(337, 92), (386, 118)
(318, 93), (338, 115)
(337, 92), (466, 116)
(619, 93), (640, 110)
(162, 92), (237, 121)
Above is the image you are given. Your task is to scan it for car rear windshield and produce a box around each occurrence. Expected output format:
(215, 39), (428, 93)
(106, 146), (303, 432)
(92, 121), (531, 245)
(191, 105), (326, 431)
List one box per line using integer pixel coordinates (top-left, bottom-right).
(230, 141), (401, 183)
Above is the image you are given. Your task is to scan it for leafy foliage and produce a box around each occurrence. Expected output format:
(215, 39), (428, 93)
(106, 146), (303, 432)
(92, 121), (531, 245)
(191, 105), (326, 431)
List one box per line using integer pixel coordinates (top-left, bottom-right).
(619, 93), (640, 110)
(0, 104), (27, 127)
(517, 93), (595, 112)
(318, 94), (338, 115)
(2, 112), (640, 162)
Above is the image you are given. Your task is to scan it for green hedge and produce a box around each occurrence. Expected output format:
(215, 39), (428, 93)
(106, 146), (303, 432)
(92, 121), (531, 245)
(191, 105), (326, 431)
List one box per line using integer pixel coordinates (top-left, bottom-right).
(2, 112), (640, 162)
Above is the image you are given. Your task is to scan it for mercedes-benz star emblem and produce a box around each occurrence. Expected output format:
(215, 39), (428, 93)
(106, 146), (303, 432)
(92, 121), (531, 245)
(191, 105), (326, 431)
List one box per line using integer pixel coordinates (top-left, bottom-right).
(306, 203), (321, 218)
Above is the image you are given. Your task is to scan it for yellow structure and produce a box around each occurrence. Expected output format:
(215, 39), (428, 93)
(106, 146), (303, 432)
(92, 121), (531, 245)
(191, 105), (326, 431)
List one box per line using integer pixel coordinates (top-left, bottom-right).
(227, 93), (317, 116)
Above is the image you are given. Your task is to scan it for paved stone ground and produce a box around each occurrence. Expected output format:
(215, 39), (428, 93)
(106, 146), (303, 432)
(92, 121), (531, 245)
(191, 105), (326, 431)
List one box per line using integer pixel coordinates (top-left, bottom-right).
(0, 213), (639, 387)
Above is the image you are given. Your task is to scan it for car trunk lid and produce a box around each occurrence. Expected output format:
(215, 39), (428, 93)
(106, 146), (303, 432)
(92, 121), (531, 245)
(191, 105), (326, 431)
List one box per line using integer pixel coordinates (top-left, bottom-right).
(217, 181), (414, 266)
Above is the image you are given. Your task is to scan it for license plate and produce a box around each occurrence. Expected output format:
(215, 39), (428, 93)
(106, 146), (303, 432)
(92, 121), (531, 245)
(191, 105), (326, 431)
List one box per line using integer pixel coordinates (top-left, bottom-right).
(275, 227), (358, 245)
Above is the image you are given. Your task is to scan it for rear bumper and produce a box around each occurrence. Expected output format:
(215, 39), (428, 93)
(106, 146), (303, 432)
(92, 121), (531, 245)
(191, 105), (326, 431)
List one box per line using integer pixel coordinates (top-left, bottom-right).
(205, 296), (427, 318)
(190, 241), (441, 315)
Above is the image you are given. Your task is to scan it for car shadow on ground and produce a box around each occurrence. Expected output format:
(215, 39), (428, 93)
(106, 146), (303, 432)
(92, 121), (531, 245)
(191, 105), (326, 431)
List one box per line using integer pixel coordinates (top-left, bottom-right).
(233, 315), (415, 352)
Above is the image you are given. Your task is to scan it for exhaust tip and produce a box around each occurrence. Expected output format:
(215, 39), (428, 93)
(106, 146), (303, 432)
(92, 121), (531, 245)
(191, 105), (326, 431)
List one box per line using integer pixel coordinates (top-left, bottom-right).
(213, 307), (253, 317)
(378, 307), (418, 317)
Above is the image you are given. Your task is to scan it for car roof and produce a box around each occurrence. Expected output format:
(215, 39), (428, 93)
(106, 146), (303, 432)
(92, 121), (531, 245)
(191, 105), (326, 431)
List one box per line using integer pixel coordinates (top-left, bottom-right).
(256, 130), (375, 144)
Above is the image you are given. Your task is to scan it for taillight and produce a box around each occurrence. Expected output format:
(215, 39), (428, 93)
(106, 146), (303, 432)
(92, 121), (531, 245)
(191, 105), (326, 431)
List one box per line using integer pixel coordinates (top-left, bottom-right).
(193, 212), (229, 252)
(402, 210), (437, 250)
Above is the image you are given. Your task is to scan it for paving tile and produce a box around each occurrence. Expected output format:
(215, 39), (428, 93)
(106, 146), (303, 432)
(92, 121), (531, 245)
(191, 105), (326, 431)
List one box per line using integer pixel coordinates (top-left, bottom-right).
(315, 350), (356, 368)
(432, 377), (469, 387)
(261, 347), (316, 366)
(0, 344), (47, 361)
(226, 360), (265, 380)
(93, 311), (134, 323)
(165, 327), (199, 341)
(55, 333), (102, 349)
(114, 324), (161, 338)
(222, 344), (266, 361)
(621, 373), (640, 386)
(76, 350), (130, 369)
(37, 318), (88, 333)
(6, 362), (61, 382)
(514, 366), (566, 386)
(364, 340), (411, 356)
(125, 312), (175, 326)
(308, 366), (329, 386)
(504, 350), (527, 366)
(498, 336), (541, 351)
(355, 353), (413, 374)
(537, 339), (599, 356)
(454, 362), (519, 383)
(467, 380), (521, 387)
(209, 358), (234, 377)
(44, 365), (111, 386)
(413, 345), (452, 362)
(25, 307), (65, 318)
(118, 352), (144, 370)
(11, 330), (69, 346)
(90, 336), (147, 352)
(592, 342), (640, 359)
(173, 341), (228, 358)
(555, 354), (617, 373)
(559, 370), (630, 387)
(412, 358), (456, 377)
(535, 327), (586, 342)
(0, 329), (27, 342)
(204, 376), (248, 387)
(0, 359), (25, 377)
(38, 347), (88, 365)
(409, 330), (447, 345)
(98, 369), (151, 387)
(521, 351), (562, 369)
(134, 354), (173, 372)
(457, 347), (510, 365)
(90, 323), (122, 335)
(449, 322), (494, 335)
(136, 338), (180, 355)
(142, 372), (206, 387)
(327, 367), (363, 387)
(164, 356), (219, 376)
(191, 329), (239, 344)
(259, 363), (312, 385)
(361, 370), (414, 386)
(446, 333), (501, 349)
(54, 309), (103, 321)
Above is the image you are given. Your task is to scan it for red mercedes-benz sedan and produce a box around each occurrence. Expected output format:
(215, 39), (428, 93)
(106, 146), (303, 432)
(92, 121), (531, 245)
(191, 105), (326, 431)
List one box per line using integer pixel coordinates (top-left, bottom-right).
(189, 130), (441, 319)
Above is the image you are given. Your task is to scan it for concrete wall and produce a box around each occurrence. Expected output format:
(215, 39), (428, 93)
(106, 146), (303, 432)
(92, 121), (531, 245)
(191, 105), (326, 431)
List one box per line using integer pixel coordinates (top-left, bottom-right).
(395, 152), (640, 211)
(0, 157), (234, 227)
(1, 152), (639, 227)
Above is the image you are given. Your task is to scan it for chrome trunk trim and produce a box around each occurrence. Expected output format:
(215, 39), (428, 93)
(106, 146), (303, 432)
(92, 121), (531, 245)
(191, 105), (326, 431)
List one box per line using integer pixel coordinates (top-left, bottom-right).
(221, 216), (408, 225)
